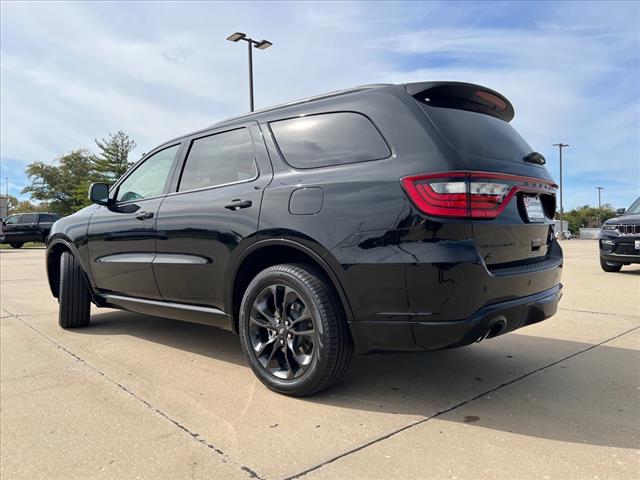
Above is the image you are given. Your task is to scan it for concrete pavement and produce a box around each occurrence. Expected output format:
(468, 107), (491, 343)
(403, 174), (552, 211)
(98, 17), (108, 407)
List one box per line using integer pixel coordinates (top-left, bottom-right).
(1, 241), (638, 479)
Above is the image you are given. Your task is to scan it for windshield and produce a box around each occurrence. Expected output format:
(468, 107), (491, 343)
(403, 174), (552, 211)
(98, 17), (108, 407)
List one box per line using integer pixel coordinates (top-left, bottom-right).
(627, 197), (640, 215)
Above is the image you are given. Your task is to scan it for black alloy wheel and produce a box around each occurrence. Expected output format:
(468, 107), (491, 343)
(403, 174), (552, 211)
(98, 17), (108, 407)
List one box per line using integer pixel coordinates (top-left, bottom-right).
(239, 264), (353, 396)
(249, 283), (317, 380)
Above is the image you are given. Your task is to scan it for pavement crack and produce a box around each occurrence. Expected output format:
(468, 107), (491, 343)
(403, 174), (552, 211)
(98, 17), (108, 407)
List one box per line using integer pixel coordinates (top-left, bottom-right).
(284, 324), (640, 480)
(559, 307), (639, 318)
(6, 311), (265, 480)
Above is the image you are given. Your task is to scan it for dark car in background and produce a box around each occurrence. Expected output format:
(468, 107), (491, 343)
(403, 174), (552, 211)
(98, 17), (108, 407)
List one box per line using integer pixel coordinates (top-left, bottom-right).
(46, 81), (563, 395)
(599, 197), (640, 272)
(0, 212), (60, 248)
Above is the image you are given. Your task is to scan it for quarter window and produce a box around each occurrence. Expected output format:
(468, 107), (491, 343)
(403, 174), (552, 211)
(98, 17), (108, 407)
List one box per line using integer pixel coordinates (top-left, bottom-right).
(270, 112), (391, 169)
(116, 144), (179, 202)
(179, 128), (257, 192)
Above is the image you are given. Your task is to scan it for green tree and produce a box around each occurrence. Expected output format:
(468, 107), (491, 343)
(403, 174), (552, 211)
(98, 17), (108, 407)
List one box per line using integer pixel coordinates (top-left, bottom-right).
(6, 194), (51, 214)
(562, 204), (616, 233)
(22, 149), (94, 216)
(93, 130), (137, 182)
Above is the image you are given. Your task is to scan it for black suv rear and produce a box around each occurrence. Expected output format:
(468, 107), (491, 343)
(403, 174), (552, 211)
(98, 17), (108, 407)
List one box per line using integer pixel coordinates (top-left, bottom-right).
(46, 82), (562, 395)
(1, 212), (60, 248)
(599, 197), (640, 271)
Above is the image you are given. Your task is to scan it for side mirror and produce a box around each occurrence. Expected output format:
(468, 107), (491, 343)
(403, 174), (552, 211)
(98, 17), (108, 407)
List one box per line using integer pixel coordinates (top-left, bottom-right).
(88, 183), (111, 206)
(616, 208), (626, 216)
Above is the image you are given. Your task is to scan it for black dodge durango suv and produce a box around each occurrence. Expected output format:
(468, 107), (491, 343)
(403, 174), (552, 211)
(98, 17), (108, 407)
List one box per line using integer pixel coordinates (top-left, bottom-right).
(46, 82), (563, 395)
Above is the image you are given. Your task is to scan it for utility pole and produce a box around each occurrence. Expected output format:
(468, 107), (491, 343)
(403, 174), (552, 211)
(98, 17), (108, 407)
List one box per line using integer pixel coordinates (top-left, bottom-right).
(226, 32), (273, 112)
(552, 143), (569, 235)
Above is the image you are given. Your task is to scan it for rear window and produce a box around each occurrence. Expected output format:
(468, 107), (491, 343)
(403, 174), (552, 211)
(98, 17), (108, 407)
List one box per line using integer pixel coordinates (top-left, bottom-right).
(418, 101), (533, 163)
(178, 128), (257, 192)
(270, 112), (391, 169)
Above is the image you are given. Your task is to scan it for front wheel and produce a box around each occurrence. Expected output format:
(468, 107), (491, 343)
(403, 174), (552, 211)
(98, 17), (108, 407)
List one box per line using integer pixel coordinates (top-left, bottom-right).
(600, 256), (622, 272)
(58, 251), (91, 328)
(239, 264), (353, 396)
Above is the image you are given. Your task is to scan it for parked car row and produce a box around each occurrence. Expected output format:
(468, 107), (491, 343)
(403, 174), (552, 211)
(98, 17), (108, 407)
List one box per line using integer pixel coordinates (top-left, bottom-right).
(0, 212), (60, 248)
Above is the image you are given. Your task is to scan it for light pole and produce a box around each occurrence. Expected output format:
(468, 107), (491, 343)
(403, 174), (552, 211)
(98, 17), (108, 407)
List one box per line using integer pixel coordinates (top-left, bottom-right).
(552, 143), (569, 235)
(596, 186), (604, 209)
(596, 186), (604, 227)
(226, 32), (273, 112)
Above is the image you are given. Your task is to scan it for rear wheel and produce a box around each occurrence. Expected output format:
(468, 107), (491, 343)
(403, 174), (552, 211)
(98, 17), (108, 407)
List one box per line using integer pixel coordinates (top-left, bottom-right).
(239, 264), (353, 396)
(9, 242), (23, 249)
(600, 256), (622, 272)
(58, 251), (91, 328)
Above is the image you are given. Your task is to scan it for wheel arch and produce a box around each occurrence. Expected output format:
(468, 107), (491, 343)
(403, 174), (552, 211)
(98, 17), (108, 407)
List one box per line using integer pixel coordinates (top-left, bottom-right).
(226, 239), (354, 334)
(46, 238), (97, 302)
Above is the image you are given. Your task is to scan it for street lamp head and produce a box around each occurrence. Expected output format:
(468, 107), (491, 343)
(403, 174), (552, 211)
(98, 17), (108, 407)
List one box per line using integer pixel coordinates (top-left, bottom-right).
(226, 32), (246, 42)
(552, 143), (570, 148)
(254, 40), (273, 50)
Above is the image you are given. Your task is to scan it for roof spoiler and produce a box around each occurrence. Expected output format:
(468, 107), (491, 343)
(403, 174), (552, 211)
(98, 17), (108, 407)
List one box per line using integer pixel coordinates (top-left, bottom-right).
(405, 81), (515, 122)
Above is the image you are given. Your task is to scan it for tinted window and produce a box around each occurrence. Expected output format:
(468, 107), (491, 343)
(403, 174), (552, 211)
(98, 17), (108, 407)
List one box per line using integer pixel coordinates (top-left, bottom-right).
(20, 214), (37, 224)
(270, 112), (390, 169)
(418, 102), (532, 163)
(178, 128), (257, 192)
(116, 144), (179, 202)
(39, 214), (57, 223)
(4, 215), (19, 225)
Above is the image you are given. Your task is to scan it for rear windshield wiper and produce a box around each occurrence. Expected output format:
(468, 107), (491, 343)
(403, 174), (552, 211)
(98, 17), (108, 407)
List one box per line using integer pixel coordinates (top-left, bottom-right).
(523, 151), (546, 165)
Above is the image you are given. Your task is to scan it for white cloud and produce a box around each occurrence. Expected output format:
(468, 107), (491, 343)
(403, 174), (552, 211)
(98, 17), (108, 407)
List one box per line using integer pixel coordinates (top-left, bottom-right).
(1, 0), (638, 208)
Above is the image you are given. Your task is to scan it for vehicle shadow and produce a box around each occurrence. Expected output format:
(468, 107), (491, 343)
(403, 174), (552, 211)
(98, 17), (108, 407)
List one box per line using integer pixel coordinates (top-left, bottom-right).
(81, 310), (638, 450)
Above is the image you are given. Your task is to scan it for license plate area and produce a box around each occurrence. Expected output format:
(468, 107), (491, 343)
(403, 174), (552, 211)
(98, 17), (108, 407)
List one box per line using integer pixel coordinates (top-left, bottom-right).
(523, 195), (545, 223)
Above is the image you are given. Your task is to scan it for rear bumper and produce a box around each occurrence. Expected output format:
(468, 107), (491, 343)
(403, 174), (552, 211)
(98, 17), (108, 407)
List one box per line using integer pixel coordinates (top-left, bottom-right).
(350, 284), (562, 353)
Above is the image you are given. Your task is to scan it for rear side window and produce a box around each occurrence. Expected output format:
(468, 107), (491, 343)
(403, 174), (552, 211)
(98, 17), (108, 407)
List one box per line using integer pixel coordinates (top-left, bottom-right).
(270, 112), (391, 169)
(20, 214), (36, 224)
(178, 128), (257, 192)
(39, 214), (57, 222)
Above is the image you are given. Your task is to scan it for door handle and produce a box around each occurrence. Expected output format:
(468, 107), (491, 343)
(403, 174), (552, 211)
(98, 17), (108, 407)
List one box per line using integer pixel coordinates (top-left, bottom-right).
(224, 199), (252, 211)
(134, 211), (154, 220)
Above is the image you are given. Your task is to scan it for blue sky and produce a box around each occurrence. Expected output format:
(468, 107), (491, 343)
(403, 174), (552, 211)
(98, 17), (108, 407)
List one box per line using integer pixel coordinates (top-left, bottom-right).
(1, 0), (638, 209)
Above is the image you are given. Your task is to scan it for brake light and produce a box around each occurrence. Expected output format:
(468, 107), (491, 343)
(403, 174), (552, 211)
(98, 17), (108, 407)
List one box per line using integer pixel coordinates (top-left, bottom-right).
(401, 171), (556, 219)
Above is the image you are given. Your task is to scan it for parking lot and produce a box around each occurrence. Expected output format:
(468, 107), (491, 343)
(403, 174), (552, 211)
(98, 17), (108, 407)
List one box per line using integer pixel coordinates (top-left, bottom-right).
(1, 241), (638, 479)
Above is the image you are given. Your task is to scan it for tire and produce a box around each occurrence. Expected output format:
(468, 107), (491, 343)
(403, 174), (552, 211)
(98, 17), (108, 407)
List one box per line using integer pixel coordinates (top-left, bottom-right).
(10, 243), (23, 249)
(58, 251), (91, 328)
(600, 256), (622, 272)
(239, 264), (353, 396)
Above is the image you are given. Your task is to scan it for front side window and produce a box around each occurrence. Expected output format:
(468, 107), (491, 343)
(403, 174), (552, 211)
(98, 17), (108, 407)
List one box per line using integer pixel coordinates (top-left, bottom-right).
(20, 214), (37, 224)
(178, 128), (257, 192)
(116, 144), (179, 202)
(270, 112), (391, 169)
(4, 215), (19, 225)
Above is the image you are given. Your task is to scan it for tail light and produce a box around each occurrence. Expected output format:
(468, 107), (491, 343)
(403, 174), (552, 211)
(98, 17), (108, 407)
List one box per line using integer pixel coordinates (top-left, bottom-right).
(401, 171), (557, 219)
